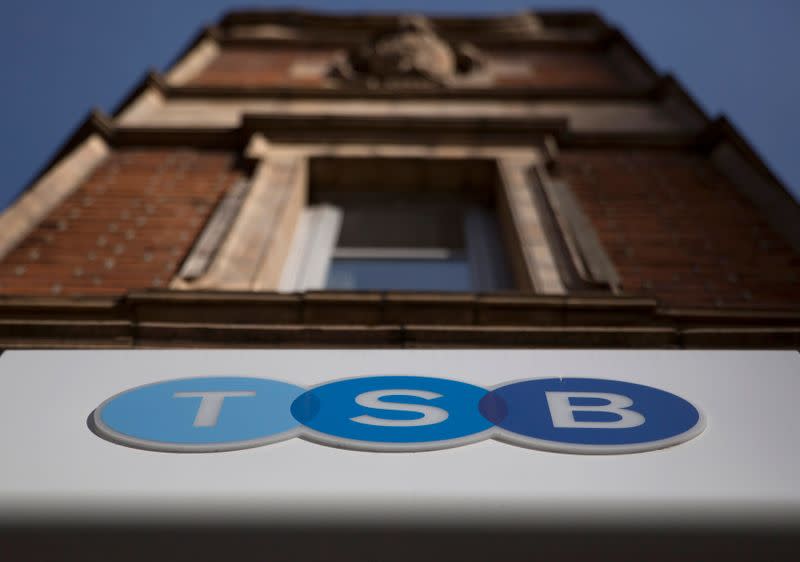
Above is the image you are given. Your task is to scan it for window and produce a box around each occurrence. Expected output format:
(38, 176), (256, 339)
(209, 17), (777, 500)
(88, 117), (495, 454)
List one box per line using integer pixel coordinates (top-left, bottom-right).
(280, 158), (513, 293)
(327, 254), (472, 291)
(173, 151), (619, 296)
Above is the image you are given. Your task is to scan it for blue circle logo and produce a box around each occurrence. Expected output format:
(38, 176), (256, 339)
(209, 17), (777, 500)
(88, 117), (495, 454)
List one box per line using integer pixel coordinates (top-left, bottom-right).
(291, 376), (494, 451)
(93, 377), (305, 452)
(92, 375), (705, 454)
(480, 378), (705, 453)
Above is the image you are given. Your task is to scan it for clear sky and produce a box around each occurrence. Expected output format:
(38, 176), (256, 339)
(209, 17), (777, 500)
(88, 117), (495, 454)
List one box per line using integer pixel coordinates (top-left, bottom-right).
(1, 0), (798, 211)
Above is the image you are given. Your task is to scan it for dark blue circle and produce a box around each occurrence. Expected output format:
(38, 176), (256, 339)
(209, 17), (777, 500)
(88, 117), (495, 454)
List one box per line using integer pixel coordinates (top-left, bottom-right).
(292, 376), (493, 445)
(480, 378), (702, 447)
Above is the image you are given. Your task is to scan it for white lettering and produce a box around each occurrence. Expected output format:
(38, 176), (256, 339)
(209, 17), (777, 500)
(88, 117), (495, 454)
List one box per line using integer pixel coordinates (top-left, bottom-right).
(351, 389), (449, 427)
(545, 391), (645, 429)
(173, 391), (256, 427)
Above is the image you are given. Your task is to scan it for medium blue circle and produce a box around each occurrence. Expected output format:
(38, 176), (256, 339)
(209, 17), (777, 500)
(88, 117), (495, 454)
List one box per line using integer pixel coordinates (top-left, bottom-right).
(480, 378), (702, 448)
(96, 377), (305, 449)
(292, 376), (493, 446)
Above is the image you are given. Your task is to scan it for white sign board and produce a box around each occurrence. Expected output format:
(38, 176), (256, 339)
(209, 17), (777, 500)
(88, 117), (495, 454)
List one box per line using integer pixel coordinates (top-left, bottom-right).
(0, 349), (798, 531)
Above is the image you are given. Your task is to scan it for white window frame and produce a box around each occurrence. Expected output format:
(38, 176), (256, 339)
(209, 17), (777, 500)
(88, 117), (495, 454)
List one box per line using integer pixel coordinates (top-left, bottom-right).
(279, 204), (511, 293)
(278, 204), (342, 292)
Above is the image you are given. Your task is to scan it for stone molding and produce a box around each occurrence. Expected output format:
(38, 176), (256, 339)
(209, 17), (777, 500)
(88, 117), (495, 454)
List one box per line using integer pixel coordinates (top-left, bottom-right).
(175, 148), (306, 291)
(497, 156), (565, 294)
(0, 133), (110, 262)
(0, 291), (798, 349)
(166, 35), (221, 86)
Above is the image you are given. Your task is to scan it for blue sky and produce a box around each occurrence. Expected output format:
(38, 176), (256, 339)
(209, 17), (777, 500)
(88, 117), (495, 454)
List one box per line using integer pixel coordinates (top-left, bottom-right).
(1, 0), (798, 210)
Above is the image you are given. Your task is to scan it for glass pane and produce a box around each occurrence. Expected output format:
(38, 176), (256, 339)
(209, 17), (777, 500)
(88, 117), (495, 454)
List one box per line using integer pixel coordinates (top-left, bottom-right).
(326, 258), (473, 291)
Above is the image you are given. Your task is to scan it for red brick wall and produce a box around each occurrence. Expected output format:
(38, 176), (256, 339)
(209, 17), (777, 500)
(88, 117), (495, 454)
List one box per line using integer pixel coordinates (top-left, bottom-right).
(559, 149), (800, 309)
(0, 148), (242, 296)
(189, 47), (335, 87)
(488, 50), (627, 89)
(189, 47), (628, 89)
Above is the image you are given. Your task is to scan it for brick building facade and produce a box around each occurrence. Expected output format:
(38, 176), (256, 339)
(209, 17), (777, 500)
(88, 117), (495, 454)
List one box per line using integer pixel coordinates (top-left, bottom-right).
(0, 10), (798, 348)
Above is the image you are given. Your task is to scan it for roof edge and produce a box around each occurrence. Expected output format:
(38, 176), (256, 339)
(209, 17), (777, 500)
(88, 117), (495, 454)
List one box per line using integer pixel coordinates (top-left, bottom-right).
(217, 9), (607, 29)
(5, 109), (113, 210)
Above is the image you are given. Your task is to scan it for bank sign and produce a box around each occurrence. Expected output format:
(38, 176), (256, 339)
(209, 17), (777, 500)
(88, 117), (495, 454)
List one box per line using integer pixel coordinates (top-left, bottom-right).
(93, 375), (705, 454)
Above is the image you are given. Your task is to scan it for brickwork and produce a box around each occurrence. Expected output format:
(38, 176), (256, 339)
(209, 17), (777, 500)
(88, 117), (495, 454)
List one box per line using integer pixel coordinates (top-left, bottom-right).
(1, 11), (798, 353)
(559, 149), (800, 309)
(0, 148), (242, 296)
(189, 47), (335, 87)
(489, 50), (627, 88)
(189, 47), (628, 89)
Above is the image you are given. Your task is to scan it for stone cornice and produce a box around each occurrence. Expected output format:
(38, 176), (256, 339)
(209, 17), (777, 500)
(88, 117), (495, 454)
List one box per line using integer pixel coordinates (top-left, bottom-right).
(216, 9), (608, 44)
(698, 116), (793, 196)
(0, 291), (798, 349)
(164, 83), (656, 101)
(10, 107), (782, 194)
(218, 9), (606, 30)
(213, 33), (613, 51)
(9, 99), (796, 232)
(104, 116), (699, 151)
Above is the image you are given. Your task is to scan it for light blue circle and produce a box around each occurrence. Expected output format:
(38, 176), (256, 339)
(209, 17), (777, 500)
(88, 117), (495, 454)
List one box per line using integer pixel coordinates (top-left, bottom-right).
(291, 376), (493, 450)
(480, 378), (704, 453)
(94, 377), (306, 452)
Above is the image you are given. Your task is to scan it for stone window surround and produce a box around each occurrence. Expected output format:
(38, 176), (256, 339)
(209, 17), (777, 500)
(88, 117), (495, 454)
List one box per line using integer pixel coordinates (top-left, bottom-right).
(172, 133), (618, 295)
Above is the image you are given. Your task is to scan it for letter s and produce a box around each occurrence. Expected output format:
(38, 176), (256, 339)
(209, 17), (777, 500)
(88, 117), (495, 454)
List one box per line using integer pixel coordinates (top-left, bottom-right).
(350, 389), (449, 427)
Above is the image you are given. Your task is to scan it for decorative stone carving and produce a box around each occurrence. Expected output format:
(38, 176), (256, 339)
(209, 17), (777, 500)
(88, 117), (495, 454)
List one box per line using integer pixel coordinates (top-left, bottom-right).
(330, 15), (484, 87)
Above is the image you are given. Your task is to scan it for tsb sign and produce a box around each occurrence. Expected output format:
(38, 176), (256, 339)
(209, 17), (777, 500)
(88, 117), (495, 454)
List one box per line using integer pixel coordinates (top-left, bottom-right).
(92, 376), (705, 454)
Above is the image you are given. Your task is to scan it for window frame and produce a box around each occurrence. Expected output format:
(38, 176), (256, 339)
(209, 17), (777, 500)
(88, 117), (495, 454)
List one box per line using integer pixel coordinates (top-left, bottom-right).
(280, 202), (512, 293)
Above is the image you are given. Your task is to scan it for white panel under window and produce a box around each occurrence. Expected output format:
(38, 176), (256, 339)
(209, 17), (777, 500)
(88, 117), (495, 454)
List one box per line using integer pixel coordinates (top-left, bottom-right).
(279, 204), (342, 292)
(281, 201), (513, 293)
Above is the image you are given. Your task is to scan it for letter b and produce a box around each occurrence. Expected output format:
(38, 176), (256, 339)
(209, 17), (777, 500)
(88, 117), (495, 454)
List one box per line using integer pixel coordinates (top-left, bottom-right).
(544, 391), (645, 429)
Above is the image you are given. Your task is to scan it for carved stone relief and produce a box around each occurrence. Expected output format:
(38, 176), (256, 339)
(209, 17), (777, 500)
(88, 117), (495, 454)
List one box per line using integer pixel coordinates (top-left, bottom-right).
(330, 15), (485, 87)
